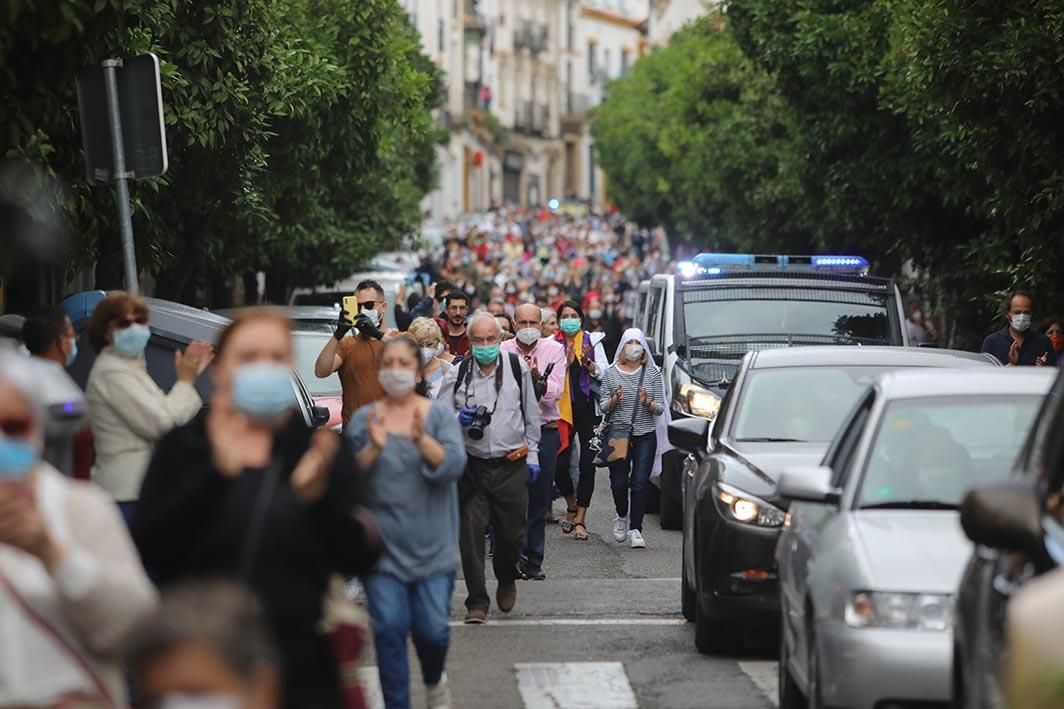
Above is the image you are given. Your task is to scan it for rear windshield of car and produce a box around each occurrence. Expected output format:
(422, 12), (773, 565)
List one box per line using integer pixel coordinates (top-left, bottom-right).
(732, 366), (890, 443)
(857, 396), (1042, 509)
(292, 332), (341, 397)
(681, 286), (895, 352)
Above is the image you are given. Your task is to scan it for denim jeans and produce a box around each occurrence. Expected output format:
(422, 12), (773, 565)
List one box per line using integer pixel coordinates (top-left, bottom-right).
(522, 426), (561, 572)
(363, 572), (455, 709)
(608, 432), (658, 532)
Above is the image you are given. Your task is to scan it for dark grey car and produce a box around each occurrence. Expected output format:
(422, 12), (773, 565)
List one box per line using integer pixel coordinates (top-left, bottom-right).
(668, 346), (999, 655)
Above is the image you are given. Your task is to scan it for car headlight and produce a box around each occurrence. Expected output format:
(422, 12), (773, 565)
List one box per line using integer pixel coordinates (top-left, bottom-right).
(713, 482), (786, 528)
(673, 381), (722, 420)
(844, 592), (953, 630)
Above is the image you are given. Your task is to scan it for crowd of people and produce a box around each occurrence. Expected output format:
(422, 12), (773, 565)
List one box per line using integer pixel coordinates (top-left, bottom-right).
(4, 204), (1064, 708)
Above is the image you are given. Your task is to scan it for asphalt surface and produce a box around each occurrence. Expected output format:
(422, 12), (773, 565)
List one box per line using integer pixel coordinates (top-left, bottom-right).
(361, 468), (779, 708)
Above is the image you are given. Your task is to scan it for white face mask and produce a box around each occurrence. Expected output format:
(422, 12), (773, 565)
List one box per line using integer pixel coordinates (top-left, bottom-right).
(420, 347), (438, 365)
(1011, 313), (1032, 332)
(910, 310), (922, 321)
(361, 307), (381, 328)
(378, 368), (417, 397)
(588, 309), (603, 320)
(623, 343), (645, 361)
(516, 327), (540, 346)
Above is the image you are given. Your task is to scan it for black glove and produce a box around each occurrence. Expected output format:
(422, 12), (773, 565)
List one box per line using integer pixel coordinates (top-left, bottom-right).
(334, 310), (352, 341)
(354, 314), (384, 340)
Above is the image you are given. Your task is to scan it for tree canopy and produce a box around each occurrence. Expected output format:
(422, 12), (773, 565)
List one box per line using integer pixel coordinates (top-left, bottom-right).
(1, 0), (442, 304)
(592, 2), (1064, 345)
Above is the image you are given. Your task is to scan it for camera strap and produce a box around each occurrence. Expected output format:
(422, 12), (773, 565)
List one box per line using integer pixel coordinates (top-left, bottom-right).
(454, 354), (526, 427)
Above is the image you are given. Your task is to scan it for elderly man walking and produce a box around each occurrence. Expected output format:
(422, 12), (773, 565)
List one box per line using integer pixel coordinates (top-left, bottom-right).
(438, 312), (541, 624)
(501, 303), (566, 581)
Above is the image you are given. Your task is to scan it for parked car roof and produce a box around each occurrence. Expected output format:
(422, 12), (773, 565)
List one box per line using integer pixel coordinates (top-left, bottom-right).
(875, 367), (1056, 401)
(214, 305), (340, 323)
(747, 345), (998, 370)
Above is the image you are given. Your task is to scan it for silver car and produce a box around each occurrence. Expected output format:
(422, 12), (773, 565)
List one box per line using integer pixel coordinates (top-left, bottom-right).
(776, 368), (1055, 709)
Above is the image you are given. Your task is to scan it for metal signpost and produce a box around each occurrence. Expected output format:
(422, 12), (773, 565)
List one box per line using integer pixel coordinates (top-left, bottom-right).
(77, 53), (168, 295)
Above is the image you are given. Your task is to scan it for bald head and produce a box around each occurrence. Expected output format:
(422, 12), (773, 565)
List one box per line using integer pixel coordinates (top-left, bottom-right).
(514, 303), (541, 328)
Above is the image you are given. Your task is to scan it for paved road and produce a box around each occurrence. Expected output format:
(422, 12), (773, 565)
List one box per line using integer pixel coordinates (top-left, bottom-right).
(361, 468), (779, 708)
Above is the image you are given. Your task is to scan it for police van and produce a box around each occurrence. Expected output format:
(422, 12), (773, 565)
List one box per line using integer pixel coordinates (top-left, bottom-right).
(644, 253), (909, 528)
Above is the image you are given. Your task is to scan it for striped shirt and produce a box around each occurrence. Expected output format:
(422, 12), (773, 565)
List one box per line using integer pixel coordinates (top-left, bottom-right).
(599, 364), (665, 436)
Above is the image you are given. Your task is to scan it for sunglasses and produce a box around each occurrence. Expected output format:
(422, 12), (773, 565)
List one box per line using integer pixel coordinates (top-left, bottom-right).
(114, 314), (149, 330)
(358, 301), (380, 311)
(0, 417), (33, 437)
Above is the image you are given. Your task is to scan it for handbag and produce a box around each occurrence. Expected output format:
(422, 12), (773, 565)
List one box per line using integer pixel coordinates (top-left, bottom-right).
(593, 364), (646, 468)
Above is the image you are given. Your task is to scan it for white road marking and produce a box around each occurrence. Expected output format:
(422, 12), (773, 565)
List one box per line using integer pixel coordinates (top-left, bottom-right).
(450, 616), (687, 627)
(358, 666), (385, 709)
(739, 661), (779, 708)
(516, 662), (638, 709)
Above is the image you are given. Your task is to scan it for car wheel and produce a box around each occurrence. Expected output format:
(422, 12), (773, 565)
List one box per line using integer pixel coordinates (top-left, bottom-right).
(779, 619), (807, 709)
(807, 623), (824, 709)
(681, 537), (695, 622)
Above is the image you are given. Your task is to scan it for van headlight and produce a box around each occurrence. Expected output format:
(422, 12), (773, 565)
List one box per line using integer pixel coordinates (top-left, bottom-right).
(844, 592), (953, 630)
(713, 483), (785, 528)
(672, 370), (722, 420)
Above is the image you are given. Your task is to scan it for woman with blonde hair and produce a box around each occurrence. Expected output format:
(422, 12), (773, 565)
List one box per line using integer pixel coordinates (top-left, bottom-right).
(408, 317), (454, 399)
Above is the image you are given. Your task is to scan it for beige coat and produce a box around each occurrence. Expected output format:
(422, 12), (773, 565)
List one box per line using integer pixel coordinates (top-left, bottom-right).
(0, 466), (157, 706)
(85, 348), (202, 501)
(1006, 565), (1064, 709)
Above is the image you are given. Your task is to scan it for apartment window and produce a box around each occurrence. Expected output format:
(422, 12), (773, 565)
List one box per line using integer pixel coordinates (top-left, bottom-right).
(438, 18), (445, 52)
(567, 0), (574, 50)
(621, 49), (630, 76)
(603, 49), (611, 79)
(587, 40), (596, 81)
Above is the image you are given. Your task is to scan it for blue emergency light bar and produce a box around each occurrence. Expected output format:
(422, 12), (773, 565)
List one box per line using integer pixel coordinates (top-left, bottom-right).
(677, 253), (870, 278)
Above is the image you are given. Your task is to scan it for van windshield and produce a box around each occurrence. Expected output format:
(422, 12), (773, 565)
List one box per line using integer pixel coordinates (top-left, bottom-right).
(681, 287), (895, 353)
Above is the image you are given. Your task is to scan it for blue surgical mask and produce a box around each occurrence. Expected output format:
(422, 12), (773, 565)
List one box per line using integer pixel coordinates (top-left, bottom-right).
(0, 436), (39, 479)
(559, 317), (582, 336)
(231, 362), (294, 420)
(472, 344), (500, 365)
(65, 339), (78, 368)
(112, 324), (151, 358)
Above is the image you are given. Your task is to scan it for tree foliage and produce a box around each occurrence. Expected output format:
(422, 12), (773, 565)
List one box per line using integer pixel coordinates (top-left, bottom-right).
(0, 0), (442, 303)
(592, 2), (1064, 345)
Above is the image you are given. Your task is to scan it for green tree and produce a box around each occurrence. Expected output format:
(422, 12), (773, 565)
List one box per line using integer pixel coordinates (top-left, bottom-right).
(0, 0), (441, 306)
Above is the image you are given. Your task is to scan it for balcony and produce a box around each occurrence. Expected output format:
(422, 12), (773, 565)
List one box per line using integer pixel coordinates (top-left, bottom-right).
(530, 23), (550, 54)
(534, 104), (551, 137)
(513, 24), (533, 51)
(561, 92), (592, 131)
(464, 0), (487, 32)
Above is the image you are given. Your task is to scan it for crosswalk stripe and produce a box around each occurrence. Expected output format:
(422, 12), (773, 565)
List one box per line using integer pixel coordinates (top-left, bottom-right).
(738, 661), (779, 708)
(515, 662), (638, 709)
(450, 616), (686, 627)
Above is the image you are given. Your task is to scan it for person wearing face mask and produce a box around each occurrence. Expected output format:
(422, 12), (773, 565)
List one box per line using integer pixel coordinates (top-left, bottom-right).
(553, 301), (606, 541)
(348, 336), (467, 709)
(1038, 318), (1064, 366)
(134, 309), (381, 708)
(409, 317), (453, 399)
(501, 303), (567, 580)
(22, 306), (95, 480)
(904, 299), (937, 345)
(980, 291), (1054, 366)
(437, 313), (541, 624)
(128, 581), (282, 709)
(599, 329), (671, 549)
(84, 293), (213, 522)
(315, 280), (395, 429)
(0, 353), (157, 708)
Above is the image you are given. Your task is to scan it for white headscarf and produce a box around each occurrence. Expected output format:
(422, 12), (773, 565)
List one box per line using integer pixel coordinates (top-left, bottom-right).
(611, 327), (673, 477)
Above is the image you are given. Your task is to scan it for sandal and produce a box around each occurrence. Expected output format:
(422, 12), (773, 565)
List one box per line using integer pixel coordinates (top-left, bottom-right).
(561, 508), (578, 535)
(573, 523), (590, 541)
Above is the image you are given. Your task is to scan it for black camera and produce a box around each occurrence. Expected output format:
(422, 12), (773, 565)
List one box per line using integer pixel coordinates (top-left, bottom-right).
(467, 405), (492, 440)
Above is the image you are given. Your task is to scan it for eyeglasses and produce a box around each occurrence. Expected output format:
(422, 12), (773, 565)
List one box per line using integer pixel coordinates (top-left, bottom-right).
(114, 314), (149, 330)
(0, 417), (33, 437)
(358, 301), (380, 310)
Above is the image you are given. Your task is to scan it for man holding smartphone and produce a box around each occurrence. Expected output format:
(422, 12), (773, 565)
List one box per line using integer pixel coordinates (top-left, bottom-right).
(314, 280), (394, 428)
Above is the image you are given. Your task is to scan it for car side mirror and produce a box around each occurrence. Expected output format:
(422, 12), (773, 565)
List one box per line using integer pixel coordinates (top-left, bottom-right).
(310, 405), (331, 428)
(778, 466), (840, 504)
(668, 417), (709, 453)
(960, 482), (1042, 554)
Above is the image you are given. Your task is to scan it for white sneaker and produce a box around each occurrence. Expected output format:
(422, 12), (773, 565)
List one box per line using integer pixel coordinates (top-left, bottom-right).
(427, 672), (453, 709)
(613, 515), (630, 542)
(628, 529), (646, 549)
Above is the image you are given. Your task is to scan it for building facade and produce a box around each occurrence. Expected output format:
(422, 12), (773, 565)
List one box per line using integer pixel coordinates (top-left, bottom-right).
(406, 0), (701, 217)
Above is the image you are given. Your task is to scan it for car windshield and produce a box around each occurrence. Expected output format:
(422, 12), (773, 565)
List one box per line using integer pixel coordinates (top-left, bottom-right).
(733, 366), (889, 443)
(857, 396), (1042, 509)
(291, 332), (341, 397)
(682, 288), (894, 351)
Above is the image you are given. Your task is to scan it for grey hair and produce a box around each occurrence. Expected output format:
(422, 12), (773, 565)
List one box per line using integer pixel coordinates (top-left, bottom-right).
(540, 308), (557, 324)
(469, 310), (502, 337)
(126, 580), (278, 679)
